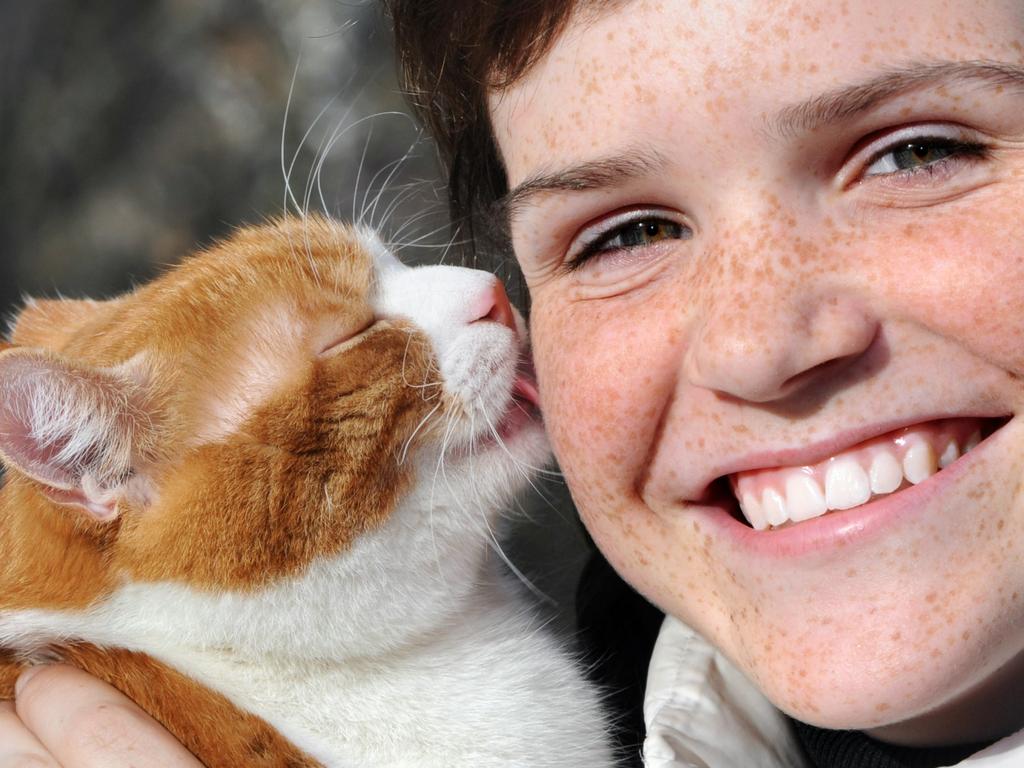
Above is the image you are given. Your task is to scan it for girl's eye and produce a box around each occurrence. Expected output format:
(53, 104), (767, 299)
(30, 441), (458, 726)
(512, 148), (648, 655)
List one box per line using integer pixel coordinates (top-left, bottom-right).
(862, 136), (988, 178)
(568, 215), (692, 271)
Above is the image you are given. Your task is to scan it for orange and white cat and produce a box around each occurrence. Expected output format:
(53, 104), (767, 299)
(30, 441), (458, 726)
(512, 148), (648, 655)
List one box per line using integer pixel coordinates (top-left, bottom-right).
(0, 217), (613, 767)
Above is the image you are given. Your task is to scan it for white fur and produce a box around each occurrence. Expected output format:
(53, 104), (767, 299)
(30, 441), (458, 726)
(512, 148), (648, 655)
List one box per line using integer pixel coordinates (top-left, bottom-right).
(373, 259), (530, 452)
(1, 586), (611, 767)
(0, 235), (614, 766)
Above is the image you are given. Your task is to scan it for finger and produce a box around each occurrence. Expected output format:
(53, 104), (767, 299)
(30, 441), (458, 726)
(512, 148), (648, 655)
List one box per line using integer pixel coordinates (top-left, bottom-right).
(0, 701), (61, 767)
(15, 665), (203, 768)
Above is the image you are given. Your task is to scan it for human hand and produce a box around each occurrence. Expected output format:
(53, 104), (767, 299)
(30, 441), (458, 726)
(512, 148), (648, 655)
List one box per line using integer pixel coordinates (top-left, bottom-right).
(0, 664), (203, 767)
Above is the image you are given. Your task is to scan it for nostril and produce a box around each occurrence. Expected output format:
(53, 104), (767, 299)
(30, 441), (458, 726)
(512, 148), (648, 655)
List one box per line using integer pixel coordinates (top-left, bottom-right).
(475, 282), (517, 332)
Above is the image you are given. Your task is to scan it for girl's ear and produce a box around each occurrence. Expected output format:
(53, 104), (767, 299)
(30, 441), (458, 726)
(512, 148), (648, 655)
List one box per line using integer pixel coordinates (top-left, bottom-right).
(0, 348), (155, 521)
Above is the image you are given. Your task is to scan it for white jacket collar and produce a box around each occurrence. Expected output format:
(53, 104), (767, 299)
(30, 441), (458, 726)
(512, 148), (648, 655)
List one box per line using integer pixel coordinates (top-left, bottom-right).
(642, 616), (808, 768)
(642, 617), (1024, 768)
(961, 728), (1024, 766)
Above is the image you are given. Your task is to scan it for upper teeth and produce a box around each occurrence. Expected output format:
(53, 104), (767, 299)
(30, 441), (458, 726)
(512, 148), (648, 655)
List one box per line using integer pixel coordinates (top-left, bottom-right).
(732, 420), (985, 531)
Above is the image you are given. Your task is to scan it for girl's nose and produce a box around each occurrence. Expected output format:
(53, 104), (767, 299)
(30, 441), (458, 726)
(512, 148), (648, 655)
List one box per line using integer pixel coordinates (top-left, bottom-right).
(684, 292), (878, 404)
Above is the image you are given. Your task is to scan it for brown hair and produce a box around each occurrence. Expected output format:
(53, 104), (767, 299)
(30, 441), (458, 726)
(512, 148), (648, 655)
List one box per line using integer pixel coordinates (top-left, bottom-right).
(382, 0), (583, 272)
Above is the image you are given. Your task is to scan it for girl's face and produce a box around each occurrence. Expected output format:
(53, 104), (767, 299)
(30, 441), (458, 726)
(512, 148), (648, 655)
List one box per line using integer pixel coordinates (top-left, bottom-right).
(490, 0), (1024, 745)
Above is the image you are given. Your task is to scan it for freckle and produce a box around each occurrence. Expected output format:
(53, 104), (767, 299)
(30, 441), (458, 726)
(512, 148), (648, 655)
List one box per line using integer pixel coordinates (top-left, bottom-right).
(925, 592), (937, 603)
(876, 702), (890, 712)
(890, 632), (901, 641)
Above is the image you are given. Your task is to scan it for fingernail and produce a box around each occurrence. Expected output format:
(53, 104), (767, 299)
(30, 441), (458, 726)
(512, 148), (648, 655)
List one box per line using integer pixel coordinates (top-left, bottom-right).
(15, 665), (46, 698)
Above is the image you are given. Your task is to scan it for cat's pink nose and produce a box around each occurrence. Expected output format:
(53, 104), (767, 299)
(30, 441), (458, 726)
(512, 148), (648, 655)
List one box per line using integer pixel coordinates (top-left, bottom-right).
(474, 282), (517, 332)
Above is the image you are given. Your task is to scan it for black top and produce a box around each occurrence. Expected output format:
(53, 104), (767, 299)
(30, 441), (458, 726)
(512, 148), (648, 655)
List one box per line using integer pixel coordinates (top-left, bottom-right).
(791, 720), (992, 768)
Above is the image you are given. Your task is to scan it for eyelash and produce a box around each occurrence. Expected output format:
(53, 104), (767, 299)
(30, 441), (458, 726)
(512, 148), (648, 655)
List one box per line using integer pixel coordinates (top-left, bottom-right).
(858, 133), (990, 183)
(566, 214), (692, 272)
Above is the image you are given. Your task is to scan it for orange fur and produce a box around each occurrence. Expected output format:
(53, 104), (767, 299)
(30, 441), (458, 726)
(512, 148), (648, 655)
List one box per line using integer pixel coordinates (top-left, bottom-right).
(0, 649), (18, 698)
(0, 217), (442, 761)
(0, 645), (320, 767)
(11, 299), (114, 351)
(0, 475), (118, 610)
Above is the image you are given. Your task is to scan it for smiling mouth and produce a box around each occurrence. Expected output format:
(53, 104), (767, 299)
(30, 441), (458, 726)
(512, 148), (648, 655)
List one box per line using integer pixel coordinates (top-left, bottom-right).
(723, 416), (1009, 531)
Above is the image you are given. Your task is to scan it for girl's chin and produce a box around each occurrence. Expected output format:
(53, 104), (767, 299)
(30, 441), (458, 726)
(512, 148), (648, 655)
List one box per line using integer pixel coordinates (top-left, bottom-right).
(743, 617), (1024, 746)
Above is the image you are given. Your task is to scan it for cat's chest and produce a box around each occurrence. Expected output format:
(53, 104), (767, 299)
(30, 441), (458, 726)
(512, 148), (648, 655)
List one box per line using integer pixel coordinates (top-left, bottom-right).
(0, 595), (611, 768)
(151, 612), (554, 768)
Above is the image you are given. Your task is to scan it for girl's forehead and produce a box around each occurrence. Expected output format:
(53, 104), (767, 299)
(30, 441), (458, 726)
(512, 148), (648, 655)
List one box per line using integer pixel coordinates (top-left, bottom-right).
(489, 0), (1024, 182)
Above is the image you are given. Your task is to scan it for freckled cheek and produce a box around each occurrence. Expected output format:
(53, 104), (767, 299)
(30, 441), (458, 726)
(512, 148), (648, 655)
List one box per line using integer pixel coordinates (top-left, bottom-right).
(531, 298), (676, 503)
(529, 295), (709, 601)
(864, 196), (1024, 374)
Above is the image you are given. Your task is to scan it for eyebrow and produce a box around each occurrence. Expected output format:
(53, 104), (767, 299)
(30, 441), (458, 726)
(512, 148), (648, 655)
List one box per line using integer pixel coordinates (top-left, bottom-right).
(500, 60), (1024, 218)
(499, 148), (669, 221)
(769, 59), (1024, 137)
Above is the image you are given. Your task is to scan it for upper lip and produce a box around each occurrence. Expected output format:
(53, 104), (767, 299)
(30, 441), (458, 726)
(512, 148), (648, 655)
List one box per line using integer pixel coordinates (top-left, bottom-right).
(686, 411), (1010, 503)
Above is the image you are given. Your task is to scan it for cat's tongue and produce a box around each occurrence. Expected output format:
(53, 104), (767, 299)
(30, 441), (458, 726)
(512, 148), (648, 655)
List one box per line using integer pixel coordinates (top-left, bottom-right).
(513, 359), (540, 409)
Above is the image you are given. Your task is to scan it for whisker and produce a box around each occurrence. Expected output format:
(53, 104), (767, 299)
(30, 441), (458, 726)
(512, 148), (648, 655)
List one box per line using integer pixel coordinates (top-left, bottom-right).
(478, 407), (555, 499)
(387, 208), (456, 254)
(391, 218), (461, 251)
(439, 406), (556, 606)
(481, 509), (557, 606)
(366, 126), (423, 230)
(351, 122), (375, 224)
(398, 400), (443, 465)
(400, 332), (444, 397)
(375, 184), (442, 243)
(280, 51), (305, 216)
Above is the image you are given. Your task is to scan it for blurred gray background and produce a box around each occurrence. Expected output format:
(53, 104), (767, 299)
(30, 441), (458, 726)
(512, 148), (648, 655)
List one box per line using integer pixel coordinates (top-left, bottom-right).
(0, 0), (452, 311)
(0, 0), (588, 627)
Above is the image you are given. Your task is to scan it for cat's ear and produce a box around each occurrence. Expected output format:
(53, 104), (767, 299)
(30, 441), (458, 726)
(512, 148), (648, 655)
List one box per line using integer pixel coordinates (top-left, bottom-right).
(10, 298), (110, 351)
(0, 347), (156, 521)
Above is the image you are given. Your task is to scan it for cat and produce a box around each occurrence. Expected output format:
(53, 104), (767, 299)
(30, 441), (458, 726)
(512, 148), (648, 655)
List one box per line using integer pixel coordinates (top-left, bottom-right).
(0, 216), (614, 767)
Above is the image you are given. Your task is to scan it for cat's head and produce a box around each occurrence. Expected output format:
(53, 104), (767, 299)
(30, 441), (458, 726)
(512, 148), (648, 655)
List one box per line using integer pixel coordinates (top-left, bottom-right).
(0, 217), (549, 653)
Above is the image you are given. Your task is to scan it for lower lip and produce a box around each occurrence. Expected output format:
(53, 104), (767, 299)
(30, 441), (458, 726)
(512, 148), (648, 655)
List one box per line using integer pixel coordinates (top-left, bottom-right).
(692, 419), (1012, 560)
